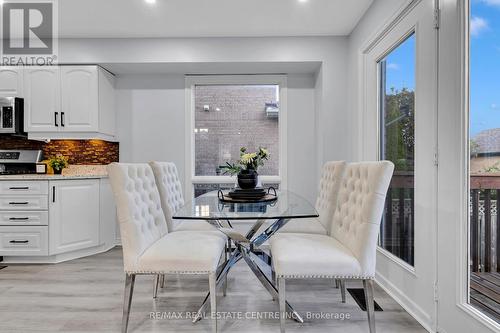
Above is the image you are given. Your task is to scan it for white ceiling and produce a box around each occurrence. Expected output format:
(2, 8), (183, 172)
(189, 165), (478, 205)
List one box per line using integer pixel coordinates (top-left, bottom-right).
(59, 0), (373, 38)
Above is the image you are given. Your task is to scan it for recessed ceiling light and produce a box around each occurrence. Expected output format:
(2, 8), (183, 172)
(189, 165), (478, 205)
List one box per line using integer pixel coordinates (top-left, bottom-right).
(298, 0), (308, 3)
(145, 0), (156, 4)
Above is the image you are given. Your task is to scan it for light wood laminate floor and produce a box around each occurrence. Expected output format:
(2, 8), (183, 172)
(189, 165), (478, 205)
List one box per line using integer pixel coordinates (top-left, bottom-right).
(0, 247), (427, 333)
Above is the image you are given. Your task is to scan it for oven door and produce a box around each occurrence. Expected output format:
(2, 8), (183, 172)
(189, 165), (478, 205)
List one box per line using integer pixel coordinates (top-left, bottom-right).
(0, 97), (16, 134)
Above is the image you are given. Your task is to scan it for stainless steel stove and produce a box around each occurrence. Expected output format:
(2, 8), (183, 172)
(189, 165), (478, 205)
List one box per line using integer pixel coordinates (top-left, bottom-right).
(0, 150), (42, 175)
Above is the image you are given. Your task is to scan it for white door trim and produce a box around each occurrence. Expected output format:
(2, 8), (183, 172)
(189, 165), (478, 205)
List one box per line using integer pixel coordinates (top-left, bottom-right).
(359, 0), (438, 331)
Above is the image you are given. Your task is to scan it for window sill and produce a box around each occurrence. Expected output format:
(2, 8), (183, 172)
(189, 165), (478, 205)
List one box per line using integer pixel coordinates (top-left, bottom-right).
(376, 246), (417, 276)
(192, 176), (281, 184)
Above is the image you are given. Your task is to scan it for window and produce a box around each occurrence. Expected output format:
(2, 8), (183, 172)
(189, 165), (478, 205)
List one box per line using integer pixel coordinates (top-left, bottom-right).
(378, 33), (416, 266)
(186, 76), (287, 198)
(468, 0), (500, 322)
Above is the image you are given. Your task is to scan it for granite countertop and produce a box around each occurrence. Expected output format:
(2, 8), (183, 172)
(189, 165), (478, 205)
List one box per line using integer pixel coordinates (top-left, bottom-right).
(0, 165), (109, 180)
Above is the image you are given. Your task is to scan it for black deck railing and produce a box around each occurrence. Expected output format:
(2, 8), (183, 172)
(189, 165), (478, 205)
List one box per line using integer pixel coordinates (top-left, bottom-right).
(470, 175), (500, 274)
(379, 172), (415, 266)
(465, 174), (500, 321)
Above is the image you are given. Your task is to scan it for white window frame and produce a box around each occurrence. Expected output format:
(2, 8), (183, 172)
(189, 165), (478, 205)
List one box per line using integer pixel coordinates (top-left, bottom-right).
(184, 75), (288, 198)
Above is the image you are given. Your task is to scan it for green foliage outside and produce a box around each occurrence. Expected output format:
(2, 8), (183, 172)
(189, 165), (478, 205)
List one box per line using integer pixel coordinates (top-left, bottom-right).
(383, 88), (415, 172)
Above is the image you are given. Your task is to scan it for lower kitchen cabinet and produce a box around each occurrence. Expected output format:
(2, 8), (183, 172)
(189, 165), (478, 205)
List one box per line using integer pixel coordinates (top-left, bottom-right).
(0, 226), (48, 256)
(49, 179), (100, 255)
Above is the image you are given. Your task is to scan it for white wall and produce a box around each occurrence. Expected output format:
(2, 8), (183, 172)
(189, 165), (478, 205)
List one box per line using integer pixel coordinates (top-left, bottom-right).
(116, 73), (318, 203)
(58, 36), (349, 201)
(58, 36), (350, 164)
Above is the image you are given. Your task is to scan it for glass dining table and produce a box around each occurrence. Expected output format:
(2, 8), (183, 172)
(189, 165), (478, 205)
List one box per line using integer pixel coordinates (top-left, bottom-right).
(173, 189), (319, 323)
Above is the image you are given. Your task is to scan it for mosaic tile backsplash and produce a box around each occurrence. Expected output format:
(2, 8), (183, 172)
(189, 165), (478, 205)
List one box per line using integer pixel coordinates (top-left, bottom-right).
(0, 136), (119, 165)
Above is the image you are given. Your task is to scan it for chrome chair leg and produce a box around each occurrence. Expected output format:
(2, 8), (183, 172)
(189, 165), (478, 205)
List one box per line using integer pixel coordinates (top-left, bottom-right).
(122, 274), (135, 333)
(209, 273), (217, 333)
(278, 277), (286, 333)
(153, 274), (160, 299)
(160, 274), (165, 288)
(270, 250), (276, 301)
(335, 279), (340, 288)
(340, 279), (346, 303)
(363, 279), (376, 333)
(222, 241), (229, 297)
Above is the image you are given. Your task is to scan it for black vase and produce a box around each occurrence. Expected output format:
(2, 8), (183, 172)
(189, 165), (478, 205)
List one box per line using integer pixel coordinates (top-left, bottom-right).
(237, 170), (258, 189)
(53, 168), (62, 175)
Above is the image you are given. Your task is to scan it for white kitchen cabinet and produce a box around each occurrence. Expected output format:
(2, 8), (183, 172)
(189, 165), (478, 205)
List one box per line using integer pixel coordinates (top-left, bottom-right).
(24, 66), (61, 132)
(60, 66), (99, 132)
(49, 179), (100, 255)
(25, 65), (116, 140)
(0, 226), (48, 256)
(0, 67), (23, 97)
(97, 69), (116, 136)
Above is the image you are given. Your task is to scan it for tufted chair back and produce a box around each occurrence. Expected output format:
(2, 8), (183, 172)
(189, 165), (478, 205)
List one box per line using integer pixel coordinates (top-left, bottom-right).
(149, 161), (185, 231)
(315, 161), (347, 234)
(107, 163), (168, 272)
(330, 161), (394, 277)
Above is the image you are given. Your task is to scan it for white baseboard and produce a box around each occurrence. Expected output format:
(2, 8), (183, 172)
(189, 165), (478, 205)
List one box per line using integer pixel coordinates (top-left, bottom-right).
(375, 271), (434, 333)
(1, 243), (116, 264)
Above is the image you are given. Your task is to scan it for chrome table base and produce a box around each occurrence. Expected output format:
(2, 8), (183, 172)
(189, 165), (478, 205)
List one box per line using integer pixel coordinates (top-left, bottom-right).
(193, 218), (304, 324)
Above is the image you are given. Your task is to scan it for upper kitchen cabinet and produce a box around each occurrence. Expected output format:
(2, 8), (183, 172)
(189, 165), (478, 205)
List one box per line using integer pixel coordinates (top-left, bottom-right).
(60, 66), (99, 132)
(25, 65), (116, 140)
(24, 67), (61, 132)
(0, 67), (24, 97)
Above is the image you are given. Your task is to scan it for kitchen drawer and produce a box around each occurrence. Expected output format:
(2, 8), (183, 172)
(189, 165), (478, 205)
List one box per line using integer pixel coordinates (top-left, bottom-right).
(0, 181), (48, 195)
(0, 226), (48, 256)
(0, 195), (48, 210)
(0, 211), (48, 226)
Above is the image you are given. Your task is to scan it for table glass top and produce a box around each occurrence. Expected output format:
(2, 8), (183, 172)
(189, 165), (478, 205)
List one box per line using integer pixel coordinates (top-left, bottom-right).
(173, 190), (318, 221)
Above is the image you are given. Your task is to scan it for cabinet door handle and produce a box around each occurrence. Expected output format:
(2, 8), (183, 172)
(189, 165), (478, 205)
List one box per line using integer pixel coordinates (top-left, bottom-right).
(55, 112), (59, 127)
(9, 240), (29, 244)
(52, 186), (55, 202)
(8, 202), (28, 205)
(9, 217), (29, 221)
(8, 187), (29, 190)
(61, 112), (65, 127)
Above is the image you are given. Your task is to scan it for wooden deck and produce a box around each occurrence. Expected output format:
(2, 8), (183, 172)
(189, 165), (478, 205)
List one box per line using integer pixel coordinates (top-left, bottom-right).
(470, 272), (500, 322)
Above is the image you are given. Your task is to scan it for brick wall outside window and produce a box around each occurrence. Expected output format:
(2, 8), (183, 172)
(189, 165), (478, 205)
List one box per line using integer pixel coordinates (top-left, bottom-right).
(194, 85), (279, 176)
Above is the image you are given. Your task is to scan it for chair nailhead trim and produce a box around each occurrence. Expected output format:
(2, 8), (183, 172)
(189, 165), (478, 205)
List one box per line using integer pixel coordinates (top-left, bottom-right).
(277, 274), (374, 279)
(126, 270), (214, 275)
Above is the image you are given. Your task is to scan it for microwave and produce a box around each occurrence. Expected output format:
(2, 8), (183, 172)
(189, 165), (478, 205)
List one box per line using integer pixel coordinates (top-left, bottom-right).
(0, 97), (26, 136)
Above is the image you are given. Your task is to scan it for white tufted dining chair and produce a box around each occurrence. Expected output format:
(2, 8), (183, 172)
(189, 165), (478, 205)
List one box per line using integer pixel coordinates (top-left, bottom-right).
(279, 161), (346, 235)
(149, 161), (229, 295)
(277, 161), (347, 298)
(107, 163), (226, 333)
(149, 161), (218, 232)
(270, 161), (394, 333)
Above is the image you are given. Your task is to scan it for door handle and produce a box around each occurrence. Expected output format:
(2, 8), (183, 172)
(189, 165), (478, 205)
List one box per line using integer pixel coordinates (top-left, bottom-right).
(55, 112), (59, 127)
(8, 187), (29, 190)
(52, 186), (55, 202)
(61, 112), (65, 127)
(8, 202), (29, 205)
(9, 217), (29, 221)
(9, 240), (29, 244)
